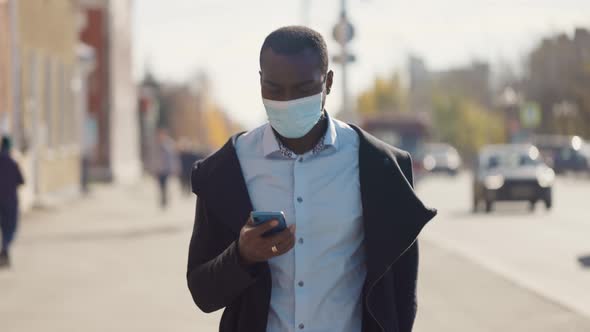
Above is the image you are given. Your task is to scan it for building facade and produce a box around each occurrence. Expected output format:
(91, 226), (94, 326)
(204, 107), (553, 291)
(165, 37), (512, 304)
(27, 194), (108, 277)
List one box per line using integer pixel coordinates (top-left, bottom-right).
(14, 0), (81, 208)
(160, 76), (242, 152)
(78, 0), (141, 183)
(408, 56), (492, 112)
(527, 28), (590, 136)
(0, 0), (12, 132)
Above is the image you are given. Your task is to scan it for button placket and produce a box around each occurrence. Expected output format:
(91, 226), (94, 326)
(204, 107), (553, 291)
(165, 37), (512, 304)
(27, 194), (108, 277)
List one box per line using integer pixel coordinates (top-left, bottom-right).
(292, 156), (305, 328)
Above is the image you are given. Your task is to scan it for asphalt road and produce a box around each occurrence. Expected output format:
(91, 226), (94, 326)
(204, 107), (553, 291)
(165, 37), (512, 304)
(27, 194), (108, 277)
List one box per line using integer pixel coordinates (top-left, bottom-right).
(417, 172), (590, 319)
(0, 175), (588, 331)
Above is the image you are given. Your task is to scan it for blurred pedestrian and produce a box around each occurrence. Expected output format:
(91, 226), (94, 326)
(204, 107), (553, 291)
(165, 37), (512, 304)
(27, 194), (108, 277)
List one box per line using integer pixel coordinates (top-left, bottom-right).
(150, 128), (179, 209)
(177, 139), (195, 196)
(0, 136), (24, 268)
(186, 26), (437, 332)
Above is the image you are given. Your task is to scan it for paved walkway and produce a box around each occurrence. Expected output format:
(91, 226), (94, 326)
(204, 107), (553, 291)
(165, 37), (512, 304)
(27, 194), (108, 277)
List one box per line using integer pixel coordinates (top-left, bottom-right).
(0, 179), (221, 332)
(1, 178), (589, 331)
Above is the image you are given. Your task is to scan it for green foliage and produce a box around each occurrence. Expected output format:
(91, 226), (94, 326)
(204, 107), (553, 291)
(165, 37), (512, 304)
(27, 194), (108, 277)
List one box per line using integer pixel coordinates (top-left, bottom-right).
(432, 95), (505, 159)
(357, 74), (406, 115)
(357, 72), (506, 159)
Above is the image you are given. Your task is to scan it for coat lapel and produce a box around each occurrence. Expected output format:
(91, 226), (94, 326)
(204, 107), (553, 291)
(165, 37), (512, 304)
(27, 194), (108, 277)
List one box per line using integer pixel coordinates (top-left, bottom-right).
(352, 126), (437, 284)
(194, 134), (253, 234)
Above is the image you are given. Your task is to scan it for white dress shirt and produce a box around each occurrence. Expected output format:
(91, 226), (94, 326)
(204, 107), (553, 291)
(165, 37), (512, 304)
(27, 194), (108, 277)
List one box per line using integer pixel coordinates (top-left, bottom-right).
(235, 114), (366, 332)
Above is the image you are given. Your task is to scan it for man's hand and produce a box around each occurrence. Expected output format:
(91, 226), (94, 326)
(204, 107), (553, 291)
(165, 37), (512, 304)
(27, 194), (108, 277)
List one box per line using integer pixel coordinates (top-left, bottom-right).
(238, 218), (296, 266)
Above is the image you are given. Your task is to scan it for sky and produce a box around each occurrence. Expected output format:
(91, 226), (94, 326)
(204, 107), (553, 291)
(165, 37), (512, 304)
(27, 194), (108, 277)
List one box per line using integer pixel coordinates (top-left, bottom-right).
(132, 0), (590, 129)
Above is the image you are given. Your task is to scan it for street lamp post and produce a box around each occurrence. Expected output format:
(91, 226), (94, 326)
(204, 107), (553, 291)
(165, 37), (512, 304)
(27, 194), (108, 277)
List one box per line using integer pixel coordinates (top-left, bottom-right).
(300, 0), (310, 26)
(332, 0), (356, 123)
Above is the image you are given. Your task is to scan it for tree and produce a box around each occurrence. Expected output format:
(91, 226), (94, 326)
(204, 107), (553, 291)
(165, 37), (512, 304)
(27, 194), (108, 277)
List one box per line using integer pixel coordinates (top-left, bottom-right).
(432, 95), (505, 159)
(357, 74), (406, 115)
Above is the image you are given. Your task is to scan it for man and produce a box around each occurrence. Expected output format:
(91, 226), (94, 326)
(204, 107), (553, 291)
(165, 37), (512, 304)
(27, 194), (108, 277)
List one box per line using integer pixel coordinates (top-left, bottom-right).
(187, 26), (436, 332)
(150, 128), (179, 209)
(0, 136), (24, 268)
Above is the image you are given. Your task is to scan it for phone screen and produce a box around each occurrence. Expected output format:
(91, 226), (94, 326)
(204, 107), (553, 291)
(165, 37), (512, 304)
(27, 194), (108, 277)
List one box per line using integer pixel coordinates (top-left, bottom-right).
(250, 211), (287, 237)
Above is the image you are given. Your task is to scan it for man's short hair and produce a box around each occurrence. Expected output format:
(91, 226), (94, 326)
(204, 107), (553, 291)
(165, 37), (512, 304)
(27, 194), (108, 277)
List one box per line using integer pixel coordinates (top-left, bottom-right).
(260, 26), (329, 73)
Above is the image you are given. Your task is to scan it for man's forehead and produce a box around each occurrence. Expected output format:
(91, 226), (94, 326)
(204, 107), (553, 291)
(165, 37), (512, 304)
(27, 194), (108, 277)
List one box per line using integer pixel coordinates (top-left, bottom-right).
(260, 48), (324, 82)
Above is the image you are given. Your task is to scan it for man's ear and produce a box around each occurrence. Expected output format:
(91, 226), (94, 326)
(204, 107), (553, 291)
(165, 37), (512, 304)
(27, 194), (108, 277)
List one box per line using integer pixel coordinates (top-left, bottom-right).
(326, 70), (334, 94)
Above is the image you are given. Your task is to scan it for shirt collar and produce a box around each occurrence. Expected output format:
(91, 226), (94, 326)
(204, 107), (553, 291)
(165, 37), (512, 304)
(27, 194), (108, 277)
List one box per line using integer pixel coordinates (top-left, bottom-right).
(262, 112), (339, 158)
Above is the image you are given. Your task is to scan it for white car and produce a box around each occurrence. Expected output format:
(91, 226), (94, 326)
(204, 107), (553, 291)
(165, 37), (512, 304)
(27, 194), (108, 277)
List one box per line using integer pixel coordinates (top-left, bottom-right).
(473, 144), (554, 213)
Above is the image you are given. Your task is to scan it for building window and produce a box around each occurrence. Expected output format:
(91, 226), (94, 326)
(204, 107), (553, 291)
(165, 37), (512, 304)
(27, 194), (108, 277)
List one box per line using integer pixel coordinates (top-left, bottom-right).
(24, 49), (39, 152)
(44, 55), (53, 148)
(58, 61), (65, 146)
(67, 65), (78, 145)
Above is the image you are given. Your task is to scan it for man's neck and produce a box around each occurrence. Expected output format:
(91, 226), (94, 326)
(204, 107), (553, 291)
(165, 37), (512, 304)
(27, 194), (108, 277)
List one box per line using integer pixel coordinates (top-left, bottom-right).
(276, 112), (328, 155)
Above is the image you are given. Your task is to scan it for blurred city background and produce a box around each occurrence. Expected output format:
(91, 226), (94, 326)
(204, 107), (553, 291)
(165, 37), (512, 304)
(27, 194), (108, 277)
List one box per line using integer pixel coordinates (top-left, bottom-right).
(0, 0), (589, 331)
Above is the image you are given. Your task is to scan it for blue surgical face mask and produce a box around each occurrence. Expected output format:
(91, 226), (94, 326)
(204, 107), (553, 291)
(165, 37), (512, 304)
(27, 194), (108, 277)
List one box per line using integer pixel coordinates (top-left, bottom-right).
(263, 92), (324, 139)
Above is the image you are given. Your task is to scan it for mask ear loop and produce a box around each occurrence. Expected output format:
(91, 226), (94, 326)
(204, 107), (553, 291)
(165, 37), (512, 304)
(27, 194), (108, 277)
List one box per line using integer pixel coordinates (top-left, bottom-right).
(320, 74), (328, 119)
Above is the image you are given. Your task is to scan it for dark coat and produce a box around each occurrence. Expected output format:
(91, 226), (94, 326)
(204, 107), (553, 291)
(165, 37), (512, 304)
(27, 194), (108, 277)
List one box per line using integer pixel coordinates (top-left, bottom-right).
(187, 126), (437, 332)
(0, 152), (24, 204)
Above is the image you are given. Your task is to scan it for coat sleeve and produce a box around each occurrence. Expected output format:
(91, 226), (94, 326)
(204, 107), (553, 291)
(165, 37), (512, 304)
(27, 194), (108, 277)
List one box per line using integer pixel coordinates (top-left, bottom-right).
(394, 152), (420, 332)
(186, 196), (261, 313)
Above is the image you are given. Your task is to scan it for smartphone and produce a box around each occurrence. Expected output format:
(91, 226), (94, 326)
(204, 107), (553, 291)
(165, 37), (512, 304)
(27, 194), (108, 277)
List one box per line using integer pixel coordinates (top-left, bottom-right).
(250, 211), (287, 237)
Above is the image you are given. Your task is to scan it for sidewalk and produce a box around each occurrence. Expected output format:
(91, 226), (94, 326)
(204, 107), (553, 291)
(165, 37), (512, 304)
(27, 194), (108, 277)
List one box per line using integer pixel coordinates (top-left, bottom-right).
(2, 176), (589, 331)
(0, 178), (221, 332)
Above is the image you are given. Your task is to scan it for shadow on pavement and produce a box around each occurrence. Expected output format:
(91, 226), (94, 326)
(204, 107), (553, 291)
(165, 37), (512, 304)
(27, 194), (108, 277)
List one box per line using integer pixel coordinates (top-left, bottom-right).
(578, 255), (590, 268)
(20, 223), (190, 245)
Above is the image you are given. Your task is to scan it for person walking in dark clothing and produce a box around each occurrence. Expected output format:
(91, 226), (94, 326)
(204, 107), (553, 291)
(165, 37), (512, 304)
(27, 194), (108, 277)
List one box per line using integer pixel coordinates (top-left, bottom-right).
(0, 136), (24, 268)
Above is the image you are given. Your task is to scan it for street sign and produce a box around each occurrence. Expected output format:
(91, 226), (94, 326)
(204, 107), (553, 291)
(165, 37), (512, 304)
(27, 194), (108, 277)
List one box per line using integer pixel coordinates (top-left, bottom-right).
(332, 54), (356, 64)
(520, 102), (541, 128)
(332, 15), (355, 46)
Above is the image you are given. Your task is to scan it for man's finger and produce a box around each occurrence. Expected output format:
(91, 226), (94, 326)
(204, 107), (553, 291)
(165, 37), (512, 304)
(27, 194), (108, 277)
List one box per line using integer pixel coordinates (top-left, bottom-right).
(279, 237), (295, 254)
(266, 224), (295, 243)
(249, 219), (279, 236)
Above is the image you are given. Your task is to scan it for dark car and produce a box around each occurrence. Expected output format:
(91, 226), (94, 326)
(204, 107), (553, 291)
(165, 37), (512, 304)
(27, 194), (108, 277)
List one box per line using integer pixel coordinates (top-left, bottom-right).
(473, 144), (555, 213)
(533, 135), (589, 174)
(419, 143), (462, 176)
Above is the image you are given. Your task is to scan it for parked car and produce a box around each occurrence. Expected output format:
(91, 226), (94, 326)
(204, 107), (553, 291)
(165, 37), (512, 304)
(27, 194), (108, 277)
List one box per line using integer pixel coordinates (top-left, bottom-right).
(473, 144), (554, 213)
(533, 135), (589, 174)
(419, 143), (462, 176)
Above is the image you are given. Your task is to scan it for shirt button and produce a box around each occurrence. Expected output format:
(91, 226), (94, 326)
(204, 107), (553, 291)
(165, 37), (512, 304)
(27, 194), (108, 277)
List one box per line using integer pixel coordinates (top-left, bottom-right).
(299, 323), (305, 329)
(298, 238), (304, 244)
(298, 281), (304, 287)
(297, 197), (303, 203)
